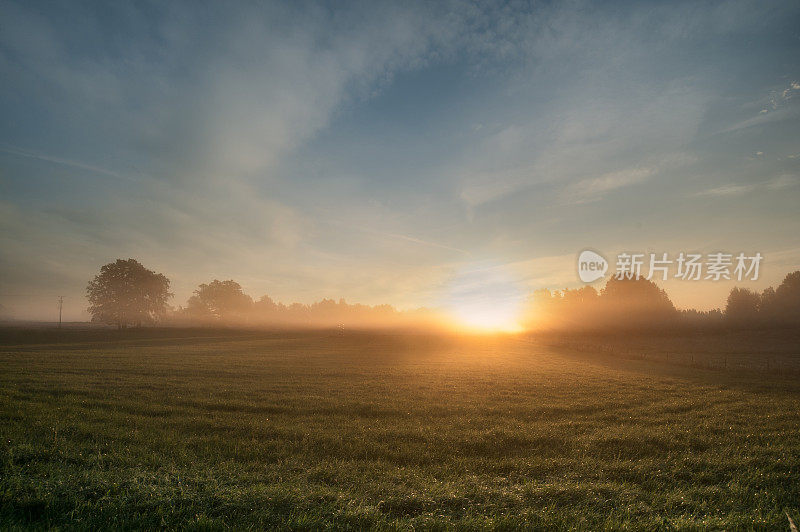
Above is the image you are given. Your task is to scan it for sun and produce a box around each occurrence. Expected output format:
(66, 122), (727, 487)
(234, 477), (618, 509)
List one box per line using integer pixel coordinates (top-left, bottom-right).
(444, 262), (526, 333)
(451, 302), (524, 333)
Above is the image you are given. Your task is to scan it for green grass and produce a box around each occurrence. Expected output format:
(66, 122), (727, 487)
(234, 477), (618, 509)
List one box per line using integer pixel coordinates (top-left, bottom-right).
(1, 329), (799, 530)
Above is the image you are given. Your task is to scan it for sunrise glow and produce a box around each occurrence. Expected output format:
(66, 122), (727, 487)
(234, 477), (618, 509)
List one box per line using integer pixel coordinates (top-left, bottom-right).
(445, 263), (526, 333)
(450, 304), (524, 333)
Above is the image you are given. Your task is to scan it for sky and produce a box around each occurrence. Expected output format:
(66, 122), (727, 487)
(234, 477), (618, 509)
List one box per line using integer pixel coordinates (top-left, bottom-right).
(1, 0), (799, 322)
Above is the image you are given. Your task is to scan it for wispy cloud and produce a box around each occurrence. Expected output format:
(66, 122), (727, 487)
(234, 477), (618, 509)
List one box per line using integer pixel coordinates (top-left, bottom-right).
(562, 166), (654, 204)
(718, 80), (800, 134)
(0, 145), (134, 182)
(694, 174), (798, 197)
(332, 221), (469, 255)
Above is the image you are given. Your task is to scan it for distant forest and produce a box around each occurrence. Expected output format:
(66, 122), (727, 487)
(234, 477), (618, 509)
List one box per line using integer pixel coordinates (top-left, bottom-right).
(175, 279), (440, 329)
(526, 271), (800, 331)
(85, 259), (800, 331)
(86, 259), (439, 329)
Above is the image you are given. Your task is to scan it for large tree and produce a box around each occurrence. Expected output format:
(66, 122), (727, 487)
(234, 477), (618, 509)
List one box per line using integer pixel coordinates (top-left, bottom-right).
(758, 271), (800, 325)
(87, 259), (172, 328)
(186, 280), (253, 321)
(598, 277), (677, 329)
(725, 287), (761, 325)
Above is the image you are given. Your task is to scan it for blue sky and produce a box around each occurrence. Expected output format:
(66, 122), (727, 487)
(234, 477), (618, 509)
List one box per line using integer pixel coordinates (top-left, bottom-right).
(1, 0), (799, 320)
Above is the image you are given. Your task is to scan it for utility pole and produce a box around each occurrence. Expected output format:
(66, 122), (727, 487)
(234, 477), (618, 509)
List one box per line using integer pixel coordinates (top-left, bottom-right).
(58, 296), (63, 329)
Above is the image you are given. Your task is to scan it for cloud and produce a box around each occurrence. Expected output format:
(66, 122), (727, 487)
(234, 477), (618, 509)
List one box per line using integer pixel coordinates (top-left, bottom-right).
(452, 73), (707, 210)
(722, 80), (800, 133)
(1, 1), (477, 185)
(0, 145), (132, 182)
(501, 253), (580, 290)
(0, 1), (474, 314)
(694, 174), (798, 197)
(562, 167), (655, 204)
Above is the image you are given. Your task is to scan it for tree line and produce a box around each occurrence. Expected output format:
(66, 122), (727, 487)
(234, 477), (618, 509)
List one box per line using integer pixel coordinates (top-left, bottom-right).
(85, 259), (436, 329)
(725, 272), (800, 326)
(522, 272), (800, 331)
(86, 258), (800, 330)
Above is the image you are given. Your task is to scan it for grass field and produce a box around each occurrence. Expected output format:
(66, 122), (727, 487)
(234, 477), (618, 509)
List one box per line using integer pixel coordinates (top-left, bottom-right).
(2, 329), (800, 530)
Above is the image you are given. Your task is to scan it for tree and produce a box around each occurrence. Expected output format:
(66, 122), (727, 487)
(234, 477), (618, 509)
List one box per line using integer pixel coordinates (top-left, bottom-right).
(598, 277), (676, 328)
(724, 287), (760, 325)
(761, 271), (800, 325)
(87, 259), (172, 328)
(759, 286), (777, 322)
(186, 280), (253, 321)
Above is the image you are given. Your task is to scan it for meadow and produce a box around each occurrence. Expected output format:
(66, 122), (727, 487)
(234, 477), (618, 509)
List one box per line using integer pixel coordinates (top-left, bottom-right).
(1, 328), (800, 530)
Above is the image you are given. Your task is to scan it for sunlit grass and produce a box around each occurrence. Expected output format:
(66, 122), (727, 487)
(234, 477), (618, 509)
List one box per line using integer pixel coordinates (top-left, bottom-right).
(1, 330), (799, 529)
